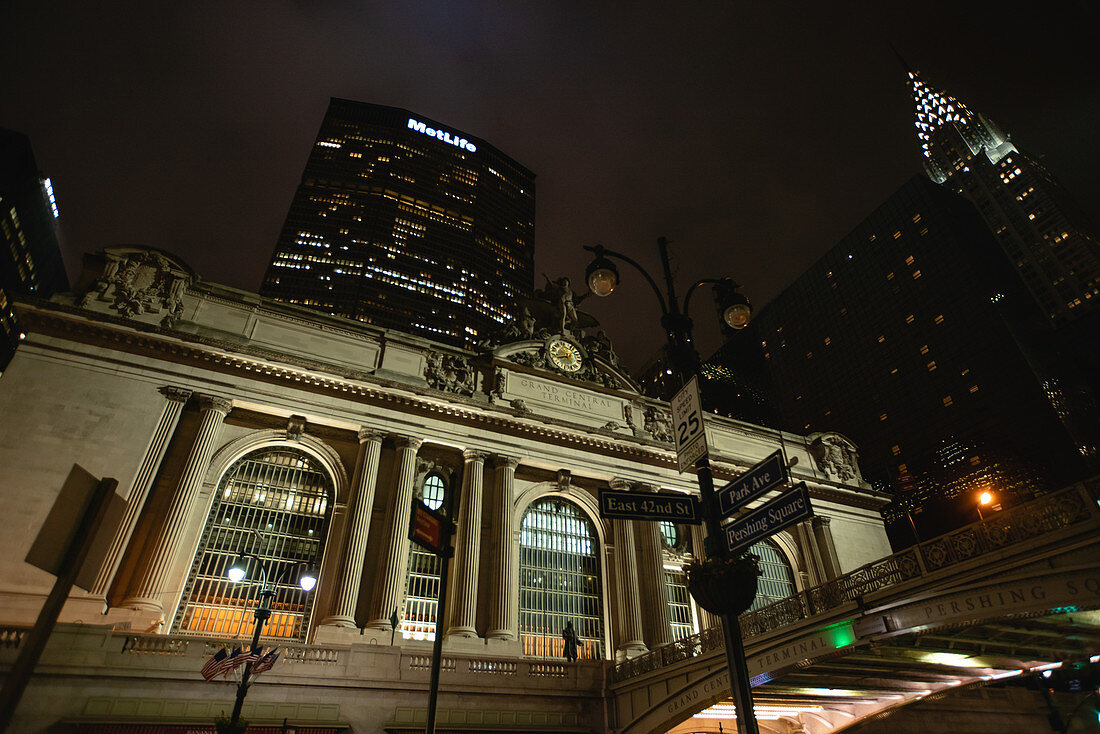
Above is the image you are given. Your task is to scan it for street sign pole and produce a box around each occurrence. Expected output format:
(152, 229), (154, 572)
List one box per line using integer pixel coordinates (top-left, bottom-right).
(671, 379), (761, 734)
(695, 458), (761, 734)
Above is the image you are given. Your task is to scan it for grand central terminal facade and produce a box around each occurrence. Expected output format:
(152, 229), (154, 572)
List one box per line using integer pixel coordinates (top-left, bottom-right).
(0, 247), (892, 733)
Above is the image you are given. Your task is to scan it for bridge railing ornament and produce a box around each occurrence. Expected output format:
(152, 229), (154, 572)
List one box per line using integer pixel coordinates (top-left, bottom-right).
(611, 481), (1098, 682)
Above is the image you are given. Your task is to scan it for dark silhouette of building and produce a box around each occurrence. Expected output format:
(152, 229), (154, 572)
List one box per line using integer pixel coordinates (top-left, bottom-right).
(261, 99), (535, 349)
(0, 128), (68, 370)
(717, 176), (1092, 547)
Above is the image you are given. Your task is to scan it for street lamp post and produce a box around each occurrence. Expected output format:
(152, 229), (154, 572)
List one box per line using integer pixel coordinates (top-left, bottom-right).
(584, 237), (760, 734)
(225, 553), (317, 729)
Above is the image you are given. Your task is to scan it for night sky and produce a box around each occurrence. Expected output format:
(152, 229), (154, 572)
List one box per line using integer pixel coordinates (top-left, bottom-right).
(3, 1), (1098, 370)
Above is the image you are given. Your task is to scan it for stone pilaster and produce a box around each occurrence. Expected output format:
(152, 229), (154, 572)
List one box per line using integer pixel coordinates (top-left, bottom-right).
(447, 449), (487, 638)
(323, 428), (384, 627)
(689, 523), (719, 631)
(635, 484), (673, 649)
(123, 394), (232, 615)
(365, 435), (423, 631)
(486, 454), (519, 641)
(612, 513), (647, 658)
(794, 521), (825, 587)
(91, 386), (191, 599)
(812, 516), (842, 580)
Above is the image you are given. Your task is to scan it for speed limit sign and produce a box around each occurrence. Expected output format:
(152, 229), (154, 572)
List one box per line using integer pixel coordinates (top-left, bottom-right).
(670, 376), (708, 473)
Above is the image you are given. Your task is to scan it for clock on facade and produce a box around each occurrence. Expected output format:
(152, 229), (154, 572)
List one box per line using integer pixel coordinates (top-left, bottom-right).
(547, 340), (583, 372)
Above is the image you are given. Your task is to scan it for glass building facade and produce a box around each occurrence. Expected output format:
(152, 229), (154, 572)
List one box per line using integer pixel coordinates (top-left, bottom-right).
(0, 128), (68, 370)
(261, 100), (535, 349)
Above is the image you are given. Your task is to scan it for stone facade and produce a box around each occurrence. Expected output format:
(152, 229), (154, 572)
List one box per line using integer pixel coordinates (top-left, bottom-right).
(0, 247), (892, 733)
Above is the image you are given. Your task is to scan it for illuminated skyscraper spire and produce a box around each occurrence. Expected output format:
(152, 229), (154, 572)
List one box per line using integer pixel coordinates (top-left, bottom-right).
(902, 66), (1100, 327)
(908, 71), (975, 158)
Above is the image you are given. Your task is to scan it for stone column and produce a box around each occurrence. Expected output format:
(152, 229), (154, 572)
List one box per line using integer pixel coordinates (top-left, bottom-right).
(123, 395), (232, 614)
(794, 522), (826, 587)
(635, 496), (673, 649)
(447, 449), (487, 638)
(486, 455), (519, 641)
(689, 524), (719, 631)
(812, 516), (842, 580)
(323, 428), (384, 627)
(612, 513), (647, 657)
(366, 435), (423, 631)
(91, 386), (191, 599)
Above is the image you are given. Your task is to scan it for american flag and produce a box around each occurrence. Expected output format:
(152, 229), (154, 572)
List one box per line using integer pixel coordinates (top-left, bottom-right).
(250, 648), (281, 676)
(217, 646), (246, 677)
(200, 648), (230, 681)
(200, 648), (229, 681)
(233, 646), (263, 672)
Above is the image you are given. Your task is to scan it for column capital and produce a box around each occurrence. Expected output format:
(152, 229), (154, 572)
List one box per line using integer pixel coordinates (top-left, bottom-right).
(197, 395), (233, 415)
(491, 454), (520, 470)
(358, 427), (386, 444)
(608, 477), (632, 491)
(159, 386), (193, 404)
(812, 516), (831, 528)
(636, 482), (661, 493)
(463, 448), (489, 463)
(392, 435), (423, 451)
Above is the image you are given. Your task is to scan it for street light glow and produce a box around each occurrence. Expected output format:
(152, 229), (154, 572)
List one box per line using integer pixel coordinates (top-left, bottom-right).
(299, 568), (318, 591)
(979, 491), (994, 505)
(227, 559), (247, 583)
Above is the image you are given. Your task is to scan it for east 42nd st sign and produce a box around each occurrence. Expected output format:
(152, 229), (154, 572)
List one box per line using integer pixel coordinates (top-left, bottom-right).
(598, 489), (701, 524)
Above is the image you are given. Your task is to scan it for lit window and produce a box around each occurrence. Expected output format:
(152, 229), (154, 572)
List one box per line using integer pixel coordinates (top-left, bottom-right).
(893, 231), (902, 239)
(519, 499), (603, 659)
(905, 255), (915, 265)
(659, 521), (680, 550)
(891, 445), (901, 456)
(174, 448), (331, 641)
(934, 314), (944, 324)
(920, 345), (930, 354)
(942, 395), (953, 406)
(912, 270), (922, 279)
(969, 385), (980, 393)
(879, 413), (888, 421)
(927, 361), (937, 371)
(906, 314), (915, 324)
(877, 335), (886, 343)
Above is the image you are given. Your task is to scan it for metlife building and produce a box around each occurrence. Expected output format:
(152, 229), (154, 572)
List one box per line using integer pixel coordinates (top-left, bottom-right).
(262, 99), (535, 348)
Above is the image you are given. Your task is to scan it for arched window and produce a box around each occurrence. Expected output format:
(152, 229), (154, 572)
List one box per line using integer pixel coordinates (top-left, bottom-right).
(750, 539), (796, 610)
(519, 498), (604, 659)
(173, 447), (332, 640)
(403, 473), (447, 640)
(659, 520), (680, 550)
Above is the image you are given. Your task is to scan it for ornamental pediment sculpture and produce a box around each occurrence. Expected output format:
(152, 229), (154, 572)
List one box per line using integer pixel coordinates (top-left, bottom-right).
(78, 247), (194, 328)
(808, 432), (861, 483)
(480, 275), (639, 393)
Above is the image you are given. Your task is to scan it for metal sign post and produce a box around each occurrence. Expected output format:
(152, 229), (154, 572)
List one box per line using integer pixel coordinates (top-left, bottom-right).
(408, 496), (455, 734)
(1, 467), (118, 733)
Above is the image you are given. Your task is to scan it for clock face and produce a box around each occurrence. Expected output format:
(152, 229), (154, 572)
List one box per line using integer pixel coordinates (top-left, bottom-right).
(547, 340), (583, 372)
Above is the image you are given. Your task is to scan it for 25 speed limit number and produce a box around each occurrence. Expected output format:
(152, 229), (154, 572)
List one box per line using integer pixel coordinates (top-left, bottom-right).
(671, 377), (707, 471)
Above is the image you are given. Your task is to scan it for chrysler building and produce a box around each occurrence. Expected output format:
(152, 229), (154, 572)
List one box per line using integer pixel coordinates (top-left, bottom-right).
(909, 69), (1100, 323)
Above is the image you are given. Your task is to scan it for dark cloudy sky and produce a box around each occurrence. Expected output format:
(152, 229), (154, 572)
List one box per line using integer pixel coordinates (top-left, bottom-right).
(3, 1), (1098, 370)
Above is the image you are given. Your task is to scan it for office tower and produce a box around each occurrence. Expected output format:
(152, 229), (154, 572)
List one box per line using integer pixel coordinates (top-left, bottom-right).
(261, 100), (536, 348)
(727, 176), (1091, 545)
(0, 128), (68, 369)
(909, 69), (1100, 323)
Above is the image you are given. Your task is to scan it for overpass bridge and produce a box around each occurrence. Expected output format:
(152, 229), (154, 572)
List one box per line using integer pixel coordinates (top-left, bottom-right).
(610, 479), (1100, 734)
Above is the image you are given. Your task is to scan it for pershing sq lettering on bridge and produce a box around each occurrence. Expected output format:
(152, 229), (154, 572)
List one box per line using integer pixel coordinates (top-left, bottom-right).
(407, 118), (477, 152)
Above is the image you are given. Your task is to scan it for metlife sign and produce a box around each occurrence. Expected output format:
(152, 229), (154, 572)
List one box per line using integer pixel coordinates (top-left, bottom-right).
(407, 118), (477, 153)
